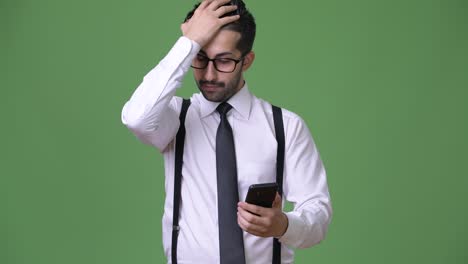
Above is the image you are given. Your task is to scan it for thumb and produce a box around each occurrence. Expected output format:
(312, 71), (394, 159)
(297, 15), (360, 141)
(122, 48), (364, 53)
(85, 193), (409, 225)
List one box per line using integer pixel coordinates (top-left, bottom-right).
(272, 192), (282, 209)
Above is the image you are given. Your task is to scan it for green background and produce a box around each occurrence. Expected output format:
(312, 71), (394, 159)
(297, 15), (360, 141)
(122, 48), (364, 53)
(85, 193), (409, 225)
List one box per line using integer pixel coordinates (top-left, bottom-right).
(2, 0), (467, 263)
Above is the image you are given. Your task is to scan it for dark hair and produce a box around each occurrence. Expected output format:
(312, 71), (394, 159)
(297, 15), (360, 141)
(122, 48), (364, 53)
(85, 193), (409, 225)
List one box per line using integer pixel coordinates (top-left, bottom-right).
(183, 0), (256, 55)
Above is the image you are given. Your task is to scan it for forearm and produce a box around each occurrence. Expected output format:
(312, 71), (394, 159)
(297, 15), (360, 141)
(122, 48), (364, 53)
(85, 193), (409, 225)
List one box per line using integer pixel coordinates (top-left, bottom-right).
(279, 114), (333, 248)
(121, 36), (200, 150)
(280, 194), (332, 248)
(279, 162), (332, 249)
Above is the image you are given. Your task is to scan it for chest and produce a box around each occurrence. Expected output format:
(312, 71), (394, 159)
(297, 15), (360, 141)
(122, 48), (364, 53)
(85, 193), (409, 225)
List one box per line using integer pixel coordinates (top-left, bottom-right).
(182, 111), (279, 197)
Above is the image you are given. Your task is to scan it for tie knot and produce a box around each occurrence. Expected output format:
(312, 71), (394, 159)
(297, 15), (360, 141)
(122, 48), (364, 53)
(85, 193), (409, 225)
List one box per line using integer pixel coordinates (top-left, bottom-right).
(216, 102), (233, 117)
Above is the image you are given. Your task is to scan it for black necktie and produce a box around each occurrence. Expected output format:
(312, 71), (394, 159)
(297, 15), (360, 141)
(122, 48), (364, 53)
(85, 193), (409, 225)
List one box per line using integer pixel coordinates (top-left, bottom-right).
(216, 102), (246, 264)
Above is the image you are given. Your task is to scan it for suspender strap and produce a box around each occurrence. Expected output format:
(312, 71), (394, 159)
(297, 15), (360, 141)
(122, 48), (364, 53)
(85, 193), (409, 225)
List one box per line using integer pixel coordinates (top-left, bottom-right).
(171, 98), (191, 264)
(272, 105), (285, 264)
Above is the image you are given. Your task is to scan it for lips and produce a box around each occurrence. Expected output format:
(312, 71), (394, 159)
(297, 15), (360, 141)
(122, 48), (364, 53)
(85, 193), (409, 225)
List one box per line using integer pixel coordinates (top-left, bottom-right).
(202, 84), (222, 92)
(203, 84), (219, 88)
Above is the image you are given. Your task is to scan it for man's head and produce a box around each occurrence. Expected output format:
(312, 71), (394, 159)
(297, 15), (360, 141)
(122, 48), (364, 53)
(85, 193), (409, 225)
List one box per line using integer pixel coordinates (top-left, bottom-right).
(184, 0), (256, 55)
(184, 0), (256, 102)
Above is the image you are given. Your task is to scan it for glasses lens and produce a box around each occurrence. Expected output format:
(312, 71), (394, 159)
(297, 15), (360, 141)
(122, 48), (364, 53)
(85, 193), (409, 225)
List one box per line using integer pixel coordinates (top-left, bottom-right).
(192, 55), (208, 69)
(214, 59), (236, 73)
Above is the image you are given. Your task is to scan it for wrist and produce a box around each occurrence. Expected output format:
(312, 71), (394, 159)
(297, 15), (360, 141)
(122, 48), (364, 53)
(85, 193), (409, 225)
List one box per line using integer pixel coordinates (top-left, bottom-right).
(183, 33), (204, 48)
(276, 212), (289, 238)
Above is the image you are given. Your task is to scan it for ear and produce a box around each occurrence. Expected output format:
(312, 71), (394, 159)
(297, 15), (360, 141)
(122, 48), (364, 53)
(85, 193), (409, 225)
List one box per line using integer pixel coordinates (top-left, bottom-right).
(241, 51), (255, 72)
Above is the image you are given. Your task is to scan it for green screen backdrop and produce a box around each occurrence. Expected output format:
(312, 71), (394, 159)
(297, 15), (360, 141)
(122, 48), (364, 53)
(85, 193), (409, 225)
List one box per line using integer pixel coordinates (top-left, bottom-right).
(2, 0), (467, 263)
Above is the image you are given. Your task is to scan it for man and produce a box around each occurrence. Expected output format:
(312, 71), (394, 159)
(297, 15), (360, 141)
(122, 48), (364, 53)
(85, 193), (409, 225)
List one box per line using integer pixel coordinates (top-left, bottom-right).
(121, 0), (332, 263)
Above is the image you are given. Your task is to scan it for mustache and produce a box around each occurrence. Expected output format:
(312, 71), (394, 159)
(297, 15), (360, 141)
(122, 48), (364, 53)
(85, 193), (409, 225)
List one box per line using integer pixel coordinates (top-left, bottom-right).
(199, 80), (225, 87)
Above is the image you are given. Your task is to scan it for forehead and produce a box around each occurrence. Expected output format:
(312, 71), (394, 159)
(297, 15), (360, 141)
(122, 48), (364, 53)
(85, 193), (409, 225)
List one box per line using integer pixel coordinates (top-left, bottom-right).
(201, 30), (242, 57)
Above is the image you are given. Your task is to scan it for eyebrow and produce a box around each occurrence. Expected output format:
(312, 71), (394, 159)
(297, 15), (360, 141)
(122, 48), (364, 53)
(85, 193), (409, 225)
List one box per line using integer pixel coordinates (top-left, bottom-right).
(199, 50), (235, 58)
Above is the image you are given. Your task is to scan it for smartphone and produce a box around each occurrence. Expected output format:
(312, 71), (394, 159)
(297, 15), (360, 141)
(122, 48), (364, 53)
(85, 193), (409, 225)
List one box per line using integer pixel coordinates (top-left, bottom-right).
(245, 183), (278, 208)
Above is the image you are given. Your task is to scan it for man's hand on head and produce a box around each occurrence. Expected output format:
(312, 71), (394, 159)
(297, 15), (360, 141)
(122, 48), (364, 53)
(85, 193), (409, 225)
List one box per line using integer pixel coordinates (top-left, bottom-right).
(181, 0), (240, 47)
(237, 193), (289, 238)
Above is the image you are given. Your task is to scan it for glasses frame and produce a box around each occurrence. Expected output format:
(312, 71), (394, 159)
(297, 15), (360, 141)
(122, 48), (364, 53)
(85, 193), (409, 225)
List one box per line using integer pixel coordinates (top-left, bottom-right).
(191, 54), (245, 73)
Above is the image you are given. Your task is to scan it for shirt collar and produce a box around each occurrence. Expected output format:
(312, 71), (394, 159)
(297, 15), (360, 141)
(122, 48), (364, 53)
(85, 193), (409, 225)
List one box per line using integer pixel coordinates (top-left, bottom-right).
(199, 83), (252, 120)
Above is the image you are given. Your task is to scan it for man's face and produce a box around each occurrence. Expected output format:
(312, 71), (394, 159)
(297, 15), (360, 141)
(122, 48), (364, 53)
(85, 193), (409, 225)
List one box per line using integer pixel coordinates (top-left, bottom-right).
(193, 30), (245, 102)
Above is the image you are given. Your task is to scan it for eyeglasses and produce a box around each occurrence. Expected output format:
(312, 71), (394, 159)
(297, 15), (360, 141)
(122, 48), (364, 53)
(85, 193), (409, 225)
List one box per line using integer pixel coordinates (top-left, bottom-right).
(191, 54), (244, 73)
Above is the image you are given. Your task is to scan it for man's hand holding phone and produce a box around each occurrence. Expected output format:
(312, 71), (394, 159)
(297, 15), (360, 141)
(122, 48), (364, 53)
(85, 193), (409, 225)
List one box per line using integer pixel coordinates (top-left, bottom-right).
(181, 0), (240, 47)
(237, 192), (289, 238)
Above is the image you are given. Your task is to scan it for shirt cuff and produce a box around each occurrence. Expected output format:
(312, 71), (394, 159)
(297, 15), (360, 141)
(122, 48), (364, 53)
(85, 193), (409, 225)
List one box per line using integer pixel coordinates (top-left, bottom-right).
(278, 212), (303, 246)
(168, 37), (191, 61)
(187, 37), (201, 53)
(144, 36), (201, 80)
(176, 36), (201, 59)
(174, 36), (201, 70)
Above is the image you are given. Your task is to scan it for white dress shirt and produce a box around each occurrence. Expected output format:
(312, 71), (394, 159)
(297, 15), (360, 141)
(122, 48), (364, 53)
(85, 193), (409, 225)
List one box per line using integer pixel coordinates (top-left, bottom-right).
(121, 36), (332, 264)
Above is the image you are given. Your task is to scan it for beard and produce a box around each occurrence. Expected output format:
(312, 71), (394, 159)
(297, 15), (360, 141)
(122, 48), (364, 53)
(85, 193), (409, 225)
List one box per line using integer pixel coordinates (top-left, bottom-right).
(196, 70), (243, 102)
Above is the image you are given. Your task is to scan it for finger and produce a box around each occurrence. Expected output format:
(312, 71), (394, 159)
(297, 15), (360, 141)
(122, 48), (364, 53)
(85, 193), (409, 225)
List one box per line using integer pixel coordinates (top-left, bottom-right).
(208, 0), (234, 10)
(237, 212), (246, 230)
(237, 212), (264, 235)
(199, 0), (215, 10)
(219, 14), (240, 25)
(237, 212), (251, 230)
(214, 4), (238, 16)
(238, 206), (263, 225)
(239, 202), (267, 216)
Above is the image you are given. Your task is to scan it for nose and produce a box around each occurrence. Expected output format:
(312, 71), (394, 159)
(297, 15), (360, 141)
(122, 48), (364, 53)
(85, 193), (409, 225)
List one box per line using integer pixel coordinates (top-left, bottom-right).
(204, 60), (218, 81)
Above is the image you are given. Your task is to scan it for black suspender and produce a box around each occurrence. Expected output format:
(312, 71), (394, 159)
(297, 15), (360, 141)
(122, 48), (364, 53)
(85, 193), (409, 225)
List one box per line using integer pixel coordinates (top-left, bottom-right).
(171, 98), (191, 264)
(171, 100), (285, 264)
(272, 105), (285, 264)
